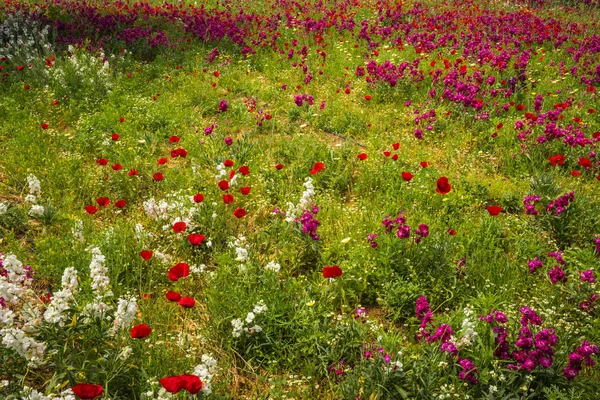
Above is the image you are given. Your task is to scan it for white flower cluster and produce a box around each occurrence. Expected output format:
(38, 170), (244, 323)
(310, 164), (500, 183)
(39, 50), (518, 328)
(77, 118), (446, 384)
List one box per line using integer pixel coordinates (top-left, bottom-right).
(3, 253), (25, 284)
(43, 267), (78, 326)
(83, 248), (113, 319)
(143, 191), (201, 224)
(228, 235), (249, 264)
(193, 354), (218, 395)
(71, 219), (84, 243)
(285, 177), (314, 222)
(89, 248), (111, 297)
(112, 296), (137, 334)
(48, 46), (112, 96)
(26, 174), (42, 202)
(0, 12), (52, 65)
(450, 305), (478, 350)
(265, 261), (281, 273)
(0, 202), (8, 215)
(17, 386), (76, 400)
(231, 300), (268, 338)
(0, 327), (46, 367)
(215, 163), (227, 179)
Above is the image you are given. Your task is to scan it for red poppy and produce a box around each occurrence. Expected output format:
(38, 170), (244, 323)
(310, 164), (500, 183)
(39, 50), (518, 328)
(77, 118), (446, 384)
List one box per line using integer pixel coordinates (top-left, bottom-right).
(130, 324), (152, 339)
(233, 208), (246, 218)
(41, 123), (49, 130)
(239, 165), (250, 175)
(218, 180), (229, 191)
(166, 291), (181, 302)
(491, 132), (498, 138)
(391, 154), (398, 161)
(549, 154), (565, 166)
(579, 157), (592, 168)
(24, 84), (30, 90)
(193, 193), (204, 203)
(159, 375), (202, 394)
(179, 297), (196, 308)
(171, 148), (188, 158)
(364, 95), (371, 101)
(71, 383), (103, 399)
(214, 71), (220, 77)
(223, 194), (234, 204)
(420, 161), (430, 168)
(96, 197), (110, 207)
(173, 221), (187, 233)
(188, 234), (205, 246)
(112, 164), (123, 171)
(275, 163), (284, 170)
(224, 159), (234, 167)
(357, 153), (367, 160)
(383, 151), (391, 157)
(516, 104), (525, 111)
(571, 170), (581, 177)
(447, 228), (457, 236)
(141, 294), (151, 300)
(487, 205), (502, 216)
(344, 88), (351, 94)
(96, 158), (108, 166)
(159, 376), (185, 394)
(158, 157), (168, 165)
(401, 172), (413, 181)
(169, 135), (180, 143)
(113, 200), (125, 209)
(392, 143), (400, 150)
(229, 170), (236, 180)
(179, 375), (202, 394)
(128, 169), (139, 176)
(85, 205), (98, 215)
(240, 187), (251, 195)
(140, 250), (153, 260)
(153, 172), (164, 181)
(322, 265), (343, 278)
(16, 65), (25, 71)
(168, 263), (189, 282)
(111, 133), (120, 141)
(310, 162), (325, 174)
(436, 177), (452, 194)
(119, 117), (125, 123)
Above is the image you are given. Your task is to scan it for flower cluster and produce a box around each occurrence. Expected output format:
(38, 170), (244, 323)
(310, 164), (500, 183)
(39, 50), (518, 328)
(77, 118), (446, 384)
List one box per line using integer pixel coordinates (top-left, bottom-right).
(231, 300), (268, 338)
(546, 191), (575, 217)
(564, 340), (599, 379)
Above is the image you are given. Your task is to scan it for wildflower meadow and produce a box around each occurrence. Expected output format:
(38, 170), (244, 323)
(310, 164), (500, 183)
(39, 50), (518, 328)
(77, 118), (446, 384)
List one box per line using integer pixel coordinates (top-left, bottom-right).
(1, 0), (600, 398)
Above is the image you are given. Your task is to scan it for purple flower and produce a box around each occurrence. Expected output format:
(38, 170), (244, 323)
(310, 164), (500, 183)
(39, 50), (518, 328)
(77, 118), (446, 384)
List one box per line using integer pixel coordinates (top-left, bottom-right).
(218, 99), (228, 112)
(458, 359), (478, 385)
(224, 137), (233, 146)
(527, 257), (543, 274)
(580, 269), (595, 283)
(548, 265), (567, 284)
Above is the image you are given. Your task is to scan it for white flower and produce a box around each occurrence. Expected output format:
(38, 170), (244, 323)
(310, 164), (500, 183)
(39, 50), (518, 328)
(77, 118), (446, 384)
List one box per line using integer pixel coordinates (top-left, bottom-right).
(245, 312), (255, 324)
(71, 220), (84, 243)
(265, 261), (281, 273)
(27, 174), (41, 197)
(24, 194), (37, 203)
(119, 346), (133, 361)
(231, 318), (244, 338)
(193, 354), (218, 395)
(89, 248), (111, 298)
(29, 205), (45, 217)
(3, 254), (25, 283)
(0, 202), (8, 215)
(0, 327), (46, 367)
(112, 296), (137, 333)
(253, 300), (268, 314)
